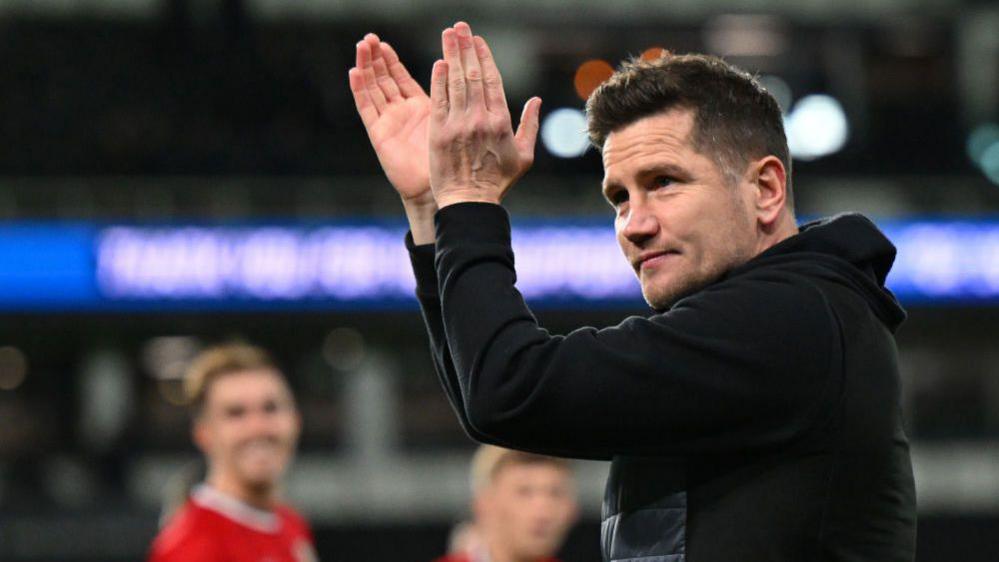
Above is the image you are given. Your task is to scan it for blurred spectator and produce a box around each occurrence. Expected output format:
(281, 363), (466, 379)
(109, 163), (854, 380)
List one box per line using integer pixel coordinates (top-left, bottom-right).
(435, 445), (578, 562)
(148, 342), (316, 562)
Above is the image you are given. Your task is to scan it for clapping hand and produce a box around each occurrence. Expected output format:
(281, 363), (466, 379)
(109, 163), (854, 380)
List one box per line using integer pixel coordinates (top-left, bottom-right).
(428, 22), (541, 209)
(349, 34), (433, 207)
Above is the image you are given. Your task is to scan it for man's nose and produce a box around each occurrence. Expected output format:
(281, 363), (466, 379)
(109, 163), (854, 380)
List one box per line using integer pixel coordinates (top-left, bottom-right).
(621, 202), (659, 245)
(247, 409), (277, 435)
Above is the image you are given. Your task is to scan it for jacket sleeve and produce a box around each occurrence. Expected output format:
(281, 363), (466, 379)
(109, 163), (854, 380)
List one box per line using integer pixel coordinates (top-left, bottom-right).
(406, 232), (502, 446)
(433, 203), (841, 460)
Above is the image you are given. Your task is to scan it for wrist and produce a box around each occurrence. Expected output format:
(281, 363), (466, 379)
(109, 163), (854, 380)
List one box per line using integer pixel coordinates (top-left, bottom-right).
(400, 190), (436, 210)
(435, 190), (501, 209)
(402, 194), (437, 246)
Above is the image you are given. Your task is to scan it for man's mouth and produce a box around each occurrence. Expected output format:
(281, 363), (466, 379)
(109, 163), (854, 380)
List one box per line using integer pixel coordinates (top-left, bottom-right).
(239, 438), (281, 458)
(636, 250), (679, 271)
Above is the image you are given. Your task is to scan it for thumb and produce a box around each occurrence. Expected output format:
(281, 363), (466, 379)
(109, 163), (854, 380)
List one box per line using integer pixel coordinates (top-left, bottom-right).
(514, 97), (542, 161)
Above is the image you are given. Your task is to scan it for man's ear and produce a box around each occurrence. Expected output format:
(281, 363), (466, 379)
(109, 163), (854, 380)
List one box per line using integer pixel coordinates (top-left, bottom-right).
(751, 155), (788, 228)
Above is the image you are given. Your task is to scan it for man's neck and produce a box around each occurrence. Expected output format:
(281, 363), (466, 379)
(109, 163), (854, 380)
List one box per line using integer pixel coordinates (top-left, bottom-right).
(206, 472), (276, 511)
(753, 211), (799, 257)
(484, 540), (547, 562)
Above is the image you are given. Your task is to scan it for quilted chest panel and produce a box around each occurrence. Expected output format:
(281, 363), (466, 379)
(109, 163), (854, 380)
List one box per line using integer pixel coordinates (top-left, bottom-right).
(602, 456), (687, 562)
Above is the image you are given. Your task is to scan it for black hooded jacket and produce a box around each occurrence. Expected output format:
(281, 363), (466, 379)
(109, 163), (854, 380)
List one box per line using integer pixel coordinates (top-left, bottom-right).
(407, 203), (917, 562)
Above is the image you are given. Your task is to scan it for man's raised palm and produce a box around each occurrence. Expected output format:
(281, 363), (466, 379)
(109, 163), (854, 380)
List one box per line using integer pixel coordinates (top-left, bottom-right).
(349, 35), (432, 203)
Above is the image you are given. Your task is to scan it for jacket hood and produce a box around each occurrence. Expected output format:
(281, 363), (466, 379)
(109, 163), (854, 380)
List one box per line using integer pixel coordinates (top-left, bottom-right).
(742, 213), (907, 332)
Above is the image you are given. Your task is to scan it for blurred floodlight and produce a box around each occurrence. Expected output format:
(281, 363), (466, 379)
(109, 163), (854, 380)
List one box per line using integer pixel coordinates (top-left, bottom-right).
(980, 142), (999, 185)
(641, 47), (668, 61)
(142, 336), (200, 381)
(705, 15), (787, 57)
(967, 123), (999, 167)
(80, 350), (133, 452)
(758, 75), (793, 113)
(0, 346), (28, 391)
(785, 94), (849, 161)
(45, 456), (96, 508)
(323, 327), (366, 372)
(573, 59), (614, 101)
(541, 108), (590, 158)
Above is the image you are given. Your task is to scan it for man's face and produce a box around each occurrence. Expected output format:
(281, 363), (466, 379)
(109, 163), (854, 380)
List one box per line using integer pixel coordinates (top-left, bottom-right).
(478, 463), (578, 560)
(195, 369), (300, 494)
(602, 108), (758, 310)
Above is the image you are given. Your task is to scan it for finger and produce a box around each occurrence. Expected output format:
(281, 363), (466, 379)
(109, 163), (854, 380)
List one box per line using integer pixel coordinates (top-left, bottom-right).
(473, 35), (508, 113)
(454, 22), (485, 110)
(365, 34), (402, 102)
(441, 27), (466, 112)
(348, 67), (380, 130)
(429, 59), (450, 124)
(356, 40), (388, 112)
(514, 97), (542, 161)
(380, 42), (426, 98)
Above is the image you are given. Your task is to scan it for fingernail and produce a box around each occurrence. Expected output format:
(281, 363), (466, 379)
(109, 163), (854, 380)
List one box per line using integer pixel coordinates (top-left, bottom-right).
(457, 24), (471, 37)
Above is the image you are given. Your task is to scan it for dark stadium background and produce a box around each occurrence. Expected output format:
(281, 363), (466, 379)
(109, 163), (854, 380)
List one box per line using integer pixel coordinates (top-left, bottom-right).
(1, 1), (998, 560)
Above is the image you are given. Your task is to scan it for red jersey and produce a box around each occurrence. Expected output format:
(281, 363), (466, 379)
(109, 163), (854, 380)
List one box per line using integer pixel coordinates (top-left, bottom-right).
(149, 485), (317, 562)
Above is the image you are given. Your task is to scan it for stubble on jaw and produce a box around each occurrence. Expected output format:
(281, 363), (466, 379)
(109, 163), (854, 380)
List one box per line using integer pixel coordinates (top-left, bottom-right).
(642, 264), (721, 312)
(640, 197), (757, 311)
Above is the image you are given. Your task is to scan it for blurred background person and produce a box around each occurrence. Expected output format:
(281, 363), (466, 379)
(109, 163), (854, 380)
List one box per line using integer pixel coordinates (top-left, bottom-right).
(434, 445), (578, 562)
(148, 342), (316, 562)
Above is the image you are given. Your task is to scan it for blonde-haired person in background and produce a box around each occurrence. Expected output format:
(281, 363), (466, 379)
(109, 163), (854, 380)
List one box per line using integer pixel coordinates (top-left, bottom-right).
(148, 342), (317, 562)
(434, 445), (578, 562)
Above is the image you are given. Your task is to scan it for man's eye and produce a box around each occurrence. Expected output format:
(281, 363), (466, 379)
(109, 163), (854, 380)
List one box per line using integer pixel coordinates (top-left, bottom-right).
(609, 190), (628, 206)
(654, 176), (673, 189)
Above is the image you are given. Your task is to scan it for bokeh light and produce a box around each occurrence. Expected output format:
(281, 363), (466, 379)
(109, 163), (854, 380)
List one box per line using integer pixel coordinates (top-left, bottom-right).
(785, 94), (849, 161)
(573, 59), (614, 101)
(142, 336), (200, 381)
(757, 74), (793, 114)
(540, 107), (590, 158)
(0, 346), (28, 391)
(967, 123), (999, 185)
(980, 142), (999, 185)
(967, 123), (999, 166)
(323, 327), (367, 371)
(640, 46), (667, 61)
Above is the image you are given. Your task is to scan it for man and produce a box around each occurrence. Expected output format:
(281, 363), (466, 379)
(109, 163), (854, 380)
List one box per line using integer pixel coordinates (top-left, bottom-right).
(434, 445), (578, 562)
(148, 343), (317, 562)
(350, 22), (917, 561)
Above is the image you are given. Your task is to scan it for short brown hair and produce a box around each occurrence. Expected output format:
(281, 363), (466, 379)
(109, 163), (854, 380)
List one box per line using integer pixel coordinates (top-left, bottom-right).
(586, 52), (793, 208)
(184, 342), (284, 417)
(470, 445), (572, 494)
